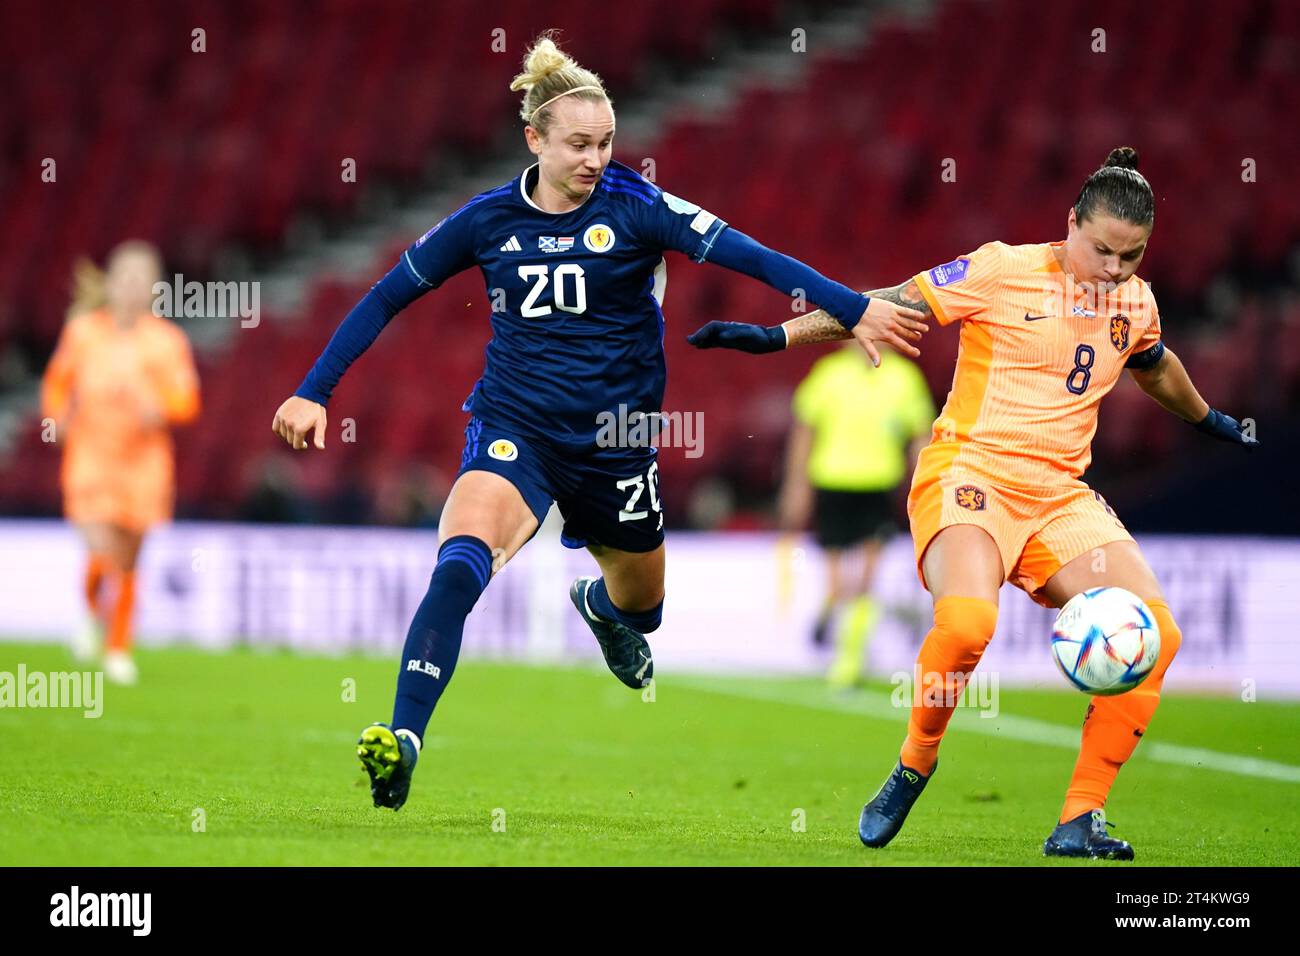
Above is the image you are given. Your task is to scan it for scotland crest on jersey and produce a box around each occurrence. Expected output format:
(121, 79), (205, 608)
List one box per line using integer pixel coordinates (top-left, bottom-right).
(583, 224), (616, 252)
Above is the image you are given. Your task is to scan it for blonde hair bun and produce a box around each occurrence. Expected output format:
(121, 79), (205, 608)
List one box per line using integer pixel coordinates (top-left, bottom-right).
(509, 32), (611, 133)
(509, 35), (570, 93)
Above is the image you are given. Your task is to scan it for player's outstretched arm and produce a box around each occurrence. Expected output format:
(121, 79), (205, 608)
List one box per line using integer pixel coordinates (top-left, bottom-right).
(686, 278), (931, 366)
(271, 261), (429, 451)
(272, 201), (477, 451)
(1127, 345), (1258, 449)
(785, 279), (932, 358)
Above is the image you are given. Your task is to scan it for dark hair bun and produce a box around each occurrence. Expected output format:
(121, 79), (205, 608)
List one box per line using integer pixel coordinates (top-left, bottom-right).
(1104, 146), (1140, 170)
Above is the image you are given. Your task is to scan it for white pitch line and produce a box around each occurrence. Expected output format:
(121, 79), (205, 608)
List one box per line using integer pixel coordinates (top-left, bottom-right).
(674, 677), (1300, 784)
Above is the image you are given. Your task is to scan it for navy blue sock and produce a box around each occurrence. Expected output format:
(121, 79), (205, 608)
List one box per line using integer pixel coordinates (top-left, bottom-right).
(587, 577), (663, 633)
(391, 535), (492, 741)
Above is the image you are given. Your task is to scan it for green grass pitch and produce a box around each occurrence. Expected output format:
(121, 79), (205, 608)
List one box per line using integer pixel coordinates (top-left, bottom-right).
(1, 641), (1296, 866)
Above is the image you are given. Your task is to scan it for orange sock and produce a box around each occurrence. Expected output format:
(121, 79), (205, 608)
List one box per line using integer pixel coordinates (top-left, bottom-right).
(899, 595), (999, 775)
(106, 569), (137, 653)
(1059, 600), (1182, 823)
(84, 553), (108, 615)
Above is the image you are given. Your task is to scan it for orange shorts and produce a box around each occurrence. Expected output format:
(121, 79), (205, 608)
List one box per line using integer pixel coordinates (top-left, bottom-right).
(907, 460), (1133, 607)
(63, 454), (174, 534)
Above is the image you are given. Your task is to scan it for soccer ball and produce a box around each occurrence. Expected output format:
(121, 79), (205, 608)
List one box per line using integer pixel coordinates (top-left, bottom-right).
(1050, 587), (1161, 696)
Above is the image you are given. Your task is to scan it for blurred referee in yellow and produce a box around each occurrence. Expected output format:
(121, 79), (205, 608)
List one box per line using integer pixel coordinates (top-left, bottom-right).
(778, 344), (935, 688)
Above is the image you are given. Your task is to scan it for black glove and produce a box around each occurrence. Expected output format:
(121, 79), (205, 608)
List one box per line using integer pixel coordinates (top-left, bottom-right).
(1194, 408), (1258, 450)
(686, 321), (785, 354)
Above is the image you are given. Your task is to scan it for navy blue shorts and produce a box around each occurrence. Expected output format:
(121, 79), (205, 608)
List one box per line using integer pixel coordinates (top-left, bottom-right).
(456, 417), (664, 553)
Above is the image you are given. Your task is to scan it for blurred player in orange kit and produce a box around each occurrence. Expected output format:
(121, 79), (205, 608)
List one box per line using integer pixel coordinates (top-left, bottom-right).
(40, 240), (201, 685)
(689, 147), (1258, 859)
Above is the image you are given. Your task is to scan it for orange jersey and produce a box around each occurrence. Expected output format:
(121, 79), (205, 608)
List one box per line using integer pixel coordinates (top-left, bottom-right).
(41, 308), (200, 529)
(911, 240), (1160, 490)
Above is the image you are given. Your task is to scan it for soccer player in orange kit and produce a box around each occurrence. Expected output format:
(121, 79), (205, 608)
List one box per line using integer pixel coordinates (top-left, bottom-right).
(41, 241), (200, 685)
(687, 148), (1258, 859)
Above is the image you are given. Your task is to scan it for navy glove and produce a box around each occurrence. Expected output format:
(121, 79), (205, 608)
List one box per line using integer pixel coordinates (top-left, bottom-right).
(1194, 408), (1258, 449)
(686, 321), (785, 354)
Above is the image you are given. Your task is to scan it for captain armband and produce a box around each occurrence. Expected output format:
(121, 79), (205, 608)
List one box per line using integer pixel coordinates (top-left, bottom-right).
(1124, 340), (1165, 371)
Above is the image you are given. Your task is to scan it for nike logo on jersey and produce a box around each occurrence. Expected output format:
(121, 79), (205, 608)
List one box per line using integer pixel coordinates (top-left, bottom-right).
(499, 236), (522, 253)
(1024, 313), (1052, 322)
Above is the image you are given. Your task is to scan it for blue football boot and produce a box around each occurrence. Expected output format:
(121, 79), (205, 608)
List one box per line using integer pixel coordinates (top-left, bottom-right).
(1043, 808), (1135, 860)
(858, 759), (936, 848)
(570, 577), (654, 689)
(356, 723), (419, 810)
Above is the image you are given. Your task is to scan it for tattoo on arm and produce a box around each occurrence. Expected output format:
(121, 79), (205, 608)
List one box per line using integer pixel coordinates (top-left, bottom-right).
(778, 279), (933, 347)
(867, 279), (932, 316)
(780, 310), (854, 346)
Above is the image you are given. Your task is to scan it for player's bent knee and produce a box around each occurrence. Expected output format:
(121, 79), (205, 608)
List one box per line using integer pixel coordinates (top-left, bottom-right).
(931, 595), (999, 661)
(431, 536), (493, 599)
(441, 478), (537, 553)
(922, 526), (1005, 603)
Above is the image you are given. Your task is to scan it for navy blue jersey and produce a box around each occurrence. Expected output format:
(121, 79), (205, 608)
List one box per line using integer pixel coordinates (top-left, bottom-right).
(401, 160), (728, 453)
(295, 161), (868, 452)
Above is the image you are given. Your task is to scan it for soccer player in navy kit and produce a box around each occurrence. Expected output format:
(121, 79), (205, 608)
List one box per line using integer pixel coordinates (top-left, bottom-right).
(272, 34), (928, 810)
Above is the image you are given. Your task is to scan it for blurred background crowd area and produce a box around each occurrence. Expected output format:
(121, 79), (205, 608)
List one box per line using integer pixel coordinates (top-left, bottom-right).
(0, 0), (1295, 532)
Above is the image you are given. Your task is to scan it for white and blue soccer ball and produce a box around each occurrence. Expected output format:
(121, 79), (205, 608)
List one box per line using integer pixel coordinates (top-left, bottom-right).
(1051, 587), (1161, 696)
